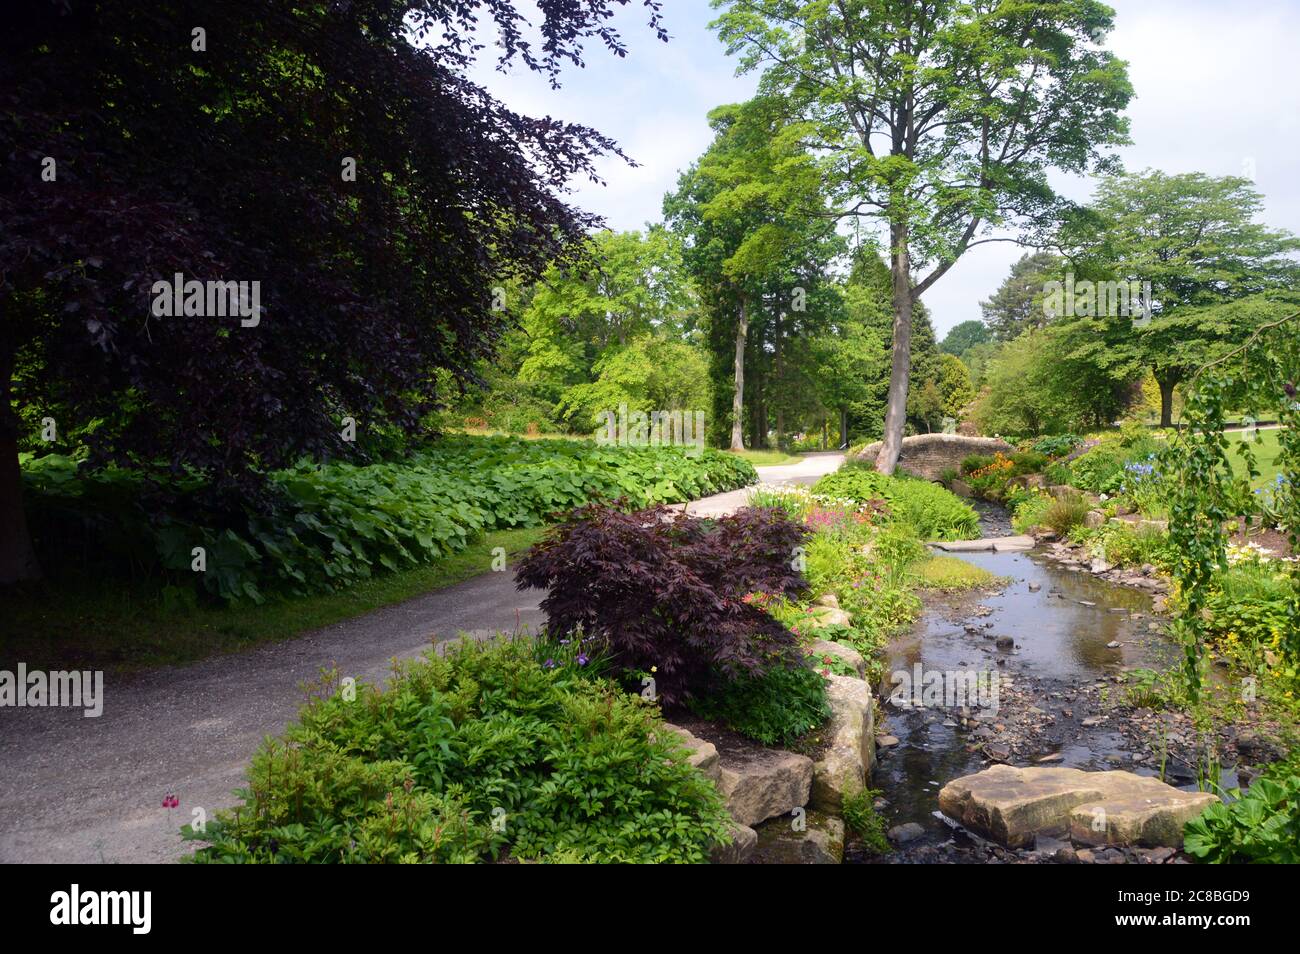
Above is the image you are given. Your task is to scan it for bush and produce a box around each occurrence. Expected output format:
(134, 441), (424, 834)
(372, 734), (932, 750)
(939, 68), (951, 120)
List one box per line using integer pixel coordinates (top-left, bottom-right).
(1031, 433), (1083, 458)
(515, 503), (810, 707)
(1184, 774), (1300, 864)
(1041, 494), (1091, 536)
(841, 788), (890, 854)
(691, 663), (831, 747)
(185, 638), (733, 863)
(812, 468), (979, 541)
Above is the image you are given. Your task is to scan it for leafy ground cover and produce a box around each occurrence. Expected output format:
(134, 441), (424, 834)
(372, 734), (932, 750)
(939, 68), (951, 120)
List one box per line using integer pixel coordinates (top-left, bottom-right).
(19, 436), (756, 605)
(810, 465), (980, 541)
(185, 637), (733, 863)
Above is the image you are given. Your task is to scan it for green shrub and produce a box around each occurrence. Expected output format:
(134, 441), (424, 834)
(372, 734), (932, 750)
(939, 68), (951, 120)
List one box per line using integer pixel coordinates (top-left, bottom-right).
(1031, 433), (1083, 458)
(691, 663), (831, 747)
(961, 454), (996, 475)
(1184, 774), (1300, 864)
(1042, 494), (1091, 536)
(185, 638), (733, 863)
(812, 468), (979, 541)
(841, 788), (890, 854)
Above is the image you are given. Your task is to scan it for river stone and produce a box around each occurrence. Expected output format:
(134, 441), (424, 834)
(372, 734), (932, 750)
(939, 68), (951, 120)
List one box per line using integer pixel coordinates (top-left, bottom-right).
(938, 765), (1218, 849)
(815, 593), (841, 609)
(751, 810), (845, 864)
(810, 675), (875, 811)
(662, 723), (721, 786)
(1084, 510), (1107, 529)
(809, 639), (866, 678)
(717, 748), (814, 827)
(710, 821), (758, 864)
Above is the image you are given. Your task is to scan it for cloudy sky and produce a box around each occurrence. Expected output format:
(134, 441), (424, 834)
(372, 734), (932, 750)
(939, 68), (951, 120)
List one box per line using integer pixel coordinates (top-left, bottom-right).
(469, 0), (1300, 337)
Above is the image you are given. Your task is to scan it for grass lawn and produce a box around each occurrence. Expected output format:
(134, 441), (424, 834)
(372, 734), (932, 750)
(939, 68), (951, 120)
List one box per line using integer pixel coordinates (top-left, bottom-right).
(727, 448), (803, 466)
(1227, 428), (1285, 487)
(0, 526), (547, 672)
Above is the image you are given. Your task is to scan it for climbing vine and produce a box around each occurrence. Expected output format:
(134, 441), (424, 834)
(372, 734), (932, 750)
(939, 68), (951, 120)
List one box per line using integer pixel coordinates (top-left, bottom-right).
(1164, 312), (1300, 702)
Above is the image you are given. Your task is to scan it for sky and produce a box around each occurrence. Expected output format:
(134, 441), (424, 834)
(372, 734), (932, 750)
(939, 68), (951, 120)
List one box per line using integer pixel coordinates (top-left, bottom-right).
(468, 0), (1300, 338)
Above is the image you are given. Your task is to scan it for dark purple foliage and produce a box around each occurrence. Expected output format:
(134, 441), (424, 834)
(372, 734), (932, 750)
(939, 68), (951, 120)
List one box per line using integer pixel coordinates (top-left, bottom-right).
(0, 1), (665, 578)
(515, 504), (810, 706)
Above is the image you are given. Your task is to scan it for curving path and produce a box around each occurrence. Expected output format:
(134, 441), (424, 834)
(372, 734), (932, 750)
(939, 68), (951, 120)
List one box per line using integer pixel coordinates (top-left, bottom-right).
(0, 452), (843, 863)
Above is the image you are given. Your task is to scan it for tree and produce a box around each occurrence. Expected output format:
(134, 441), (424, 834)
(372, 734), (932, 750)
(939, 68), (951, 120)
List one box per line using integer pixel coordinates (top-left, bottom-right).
(712, 0), (1133, 472)
(1063, 171), (1300, 426)
(939, 320), (991, 357)
(665, 96), (840, 449)
(980, 251), (1063, 340)
(0, 0), (666, 582)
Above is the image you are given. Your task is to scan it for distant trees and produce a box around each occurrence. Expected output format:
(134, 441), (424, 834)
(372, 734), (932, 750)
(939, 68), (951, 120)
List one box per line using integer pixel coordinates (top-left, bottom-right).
(1060, 171), (1300, 426)
(980, 252), (1064, 341)
(940, 321), (991, 358)
(665, 97), (842, 450)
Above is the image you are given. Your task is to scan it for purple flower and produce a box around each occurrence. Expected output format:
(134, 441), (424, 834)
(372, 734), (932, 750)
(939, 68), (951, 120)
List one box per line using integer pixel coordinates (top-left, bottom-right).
(544, 658), (556, 669)
(577, 654), (589, 667)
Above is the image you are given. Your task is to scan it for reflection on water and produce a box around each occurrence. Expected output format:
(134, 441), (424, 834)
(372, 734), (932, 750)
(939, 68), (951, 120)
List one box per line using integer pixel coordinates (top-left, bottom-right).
(869, 550), (1177, 850)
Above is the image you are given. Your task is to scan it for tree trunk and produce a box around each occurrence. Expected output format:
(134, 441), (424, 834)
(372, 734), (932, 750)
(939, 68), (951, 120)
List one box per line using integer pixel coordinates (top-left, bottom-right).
(1157, 374), (1176, 428)
(839, 408), (848, 449)
(876, 221), (913, 474)
(774, 312), (784, 449)
(0, 357), (41, 584)
(730, 296), (748, 451)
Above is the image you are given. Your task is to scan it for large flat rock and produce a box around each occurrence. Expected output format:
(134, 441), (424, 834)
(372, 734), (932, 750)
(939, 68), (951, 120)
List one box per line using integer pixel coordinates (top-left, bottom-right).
(938, 765), (1218, 849)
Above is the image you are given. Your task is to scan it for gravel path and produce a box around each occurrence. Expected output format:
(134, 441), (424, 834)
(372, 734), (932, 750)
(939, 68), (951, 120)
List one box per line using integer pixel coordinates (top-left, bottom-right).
(0, 452), (843, 863)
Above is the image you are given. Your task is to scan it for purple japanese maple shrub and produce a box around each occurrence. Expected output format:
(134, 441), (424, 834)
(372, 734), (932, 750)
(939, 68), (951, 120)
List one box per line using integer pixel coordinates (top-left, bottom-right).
(514, 503), (809, 706)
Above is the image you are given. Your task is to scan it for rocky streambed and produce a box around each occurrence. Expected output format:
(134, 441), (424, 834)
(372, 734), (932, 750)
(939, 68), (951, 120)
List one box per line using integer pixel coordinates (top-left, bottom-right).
(861, 517), (1236, 865)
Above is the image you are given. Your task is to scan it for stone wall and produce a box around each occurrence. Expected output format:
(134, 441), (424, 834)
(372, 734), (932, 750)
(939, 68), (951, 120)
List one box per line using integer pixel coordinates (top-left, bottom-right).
(854, 433), (1013, 481)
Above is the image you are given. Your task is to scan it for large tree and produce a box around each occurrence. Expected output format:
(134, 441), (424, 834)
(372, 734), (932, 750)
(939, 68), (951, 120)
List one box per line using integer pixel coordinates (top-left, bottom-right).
(0, 0), (665, 582)
(664, 96), (840, 449)
(1062, 171), (1300, 426)
(712, 0), (1133, 472)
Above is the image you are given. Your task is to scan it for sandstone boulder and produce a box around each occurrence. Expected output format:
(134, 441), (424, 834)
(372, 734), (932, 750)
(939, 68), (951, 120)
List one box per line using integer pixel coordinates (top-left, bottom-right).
(810, 675), (875, 811)
(717, 748), (814, 827)
(710, 821), (758, 864)
(808, 639), (866, 678)
(662, 723), (721, 786)
(938, 765), (1218, 849)
(854, 433), (1013, 482)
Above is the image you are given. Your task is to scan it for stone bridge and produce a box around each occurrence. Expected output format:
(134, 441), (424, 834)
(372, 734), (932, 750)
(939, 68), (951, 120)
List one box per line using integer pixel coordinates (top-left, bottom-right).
(854, 433), (1013, 482)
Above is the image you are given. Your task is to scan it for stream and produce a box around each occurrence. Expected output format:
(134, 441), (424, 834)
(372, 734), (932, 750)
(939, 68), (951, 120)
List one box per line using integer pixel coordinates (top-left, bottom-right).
(857, 505), (1218, 864)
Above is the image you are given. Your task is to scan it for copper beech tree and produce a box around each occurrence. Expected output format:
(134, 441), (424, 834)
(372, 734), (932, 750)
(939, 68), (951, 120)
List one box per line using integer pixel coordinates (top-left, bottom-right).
(0, 0), (665, 582)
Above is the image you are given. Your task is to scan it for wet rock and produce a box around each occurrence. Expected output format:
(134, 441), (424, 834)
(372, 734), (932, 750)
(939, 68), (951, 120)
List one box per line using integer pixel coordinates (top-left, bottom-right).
(1027, 582), (1041, 592)
(1035, 752), (1064, 764)
(1090, 558), (1114, 574)
(888, 822), (926, 845)
(995, 635), (1015, 650)
(752, 810), (844, 864)
(717, 748), (814, 827)
(876, 734), (900, 749)
(983, 743), (1012, 762)
(1106, 641), (1121, 649)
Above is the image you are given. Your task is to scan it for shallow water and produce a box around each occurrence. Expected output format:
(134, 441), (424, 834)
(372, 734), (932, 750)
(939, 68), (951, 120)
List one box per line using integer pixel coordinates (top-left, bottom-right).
(865, 546), (1187, 859)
